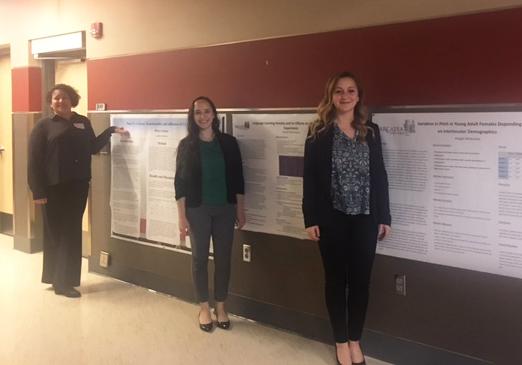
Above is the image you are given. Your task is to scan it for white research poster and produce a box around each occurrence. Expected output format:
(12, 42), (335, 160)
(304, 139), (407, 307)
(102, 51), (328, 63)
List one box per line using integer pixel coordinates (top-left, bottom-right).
(110, 114), (193, 251)
(373, 112), (522, 279)
(232, 113), (315, 239)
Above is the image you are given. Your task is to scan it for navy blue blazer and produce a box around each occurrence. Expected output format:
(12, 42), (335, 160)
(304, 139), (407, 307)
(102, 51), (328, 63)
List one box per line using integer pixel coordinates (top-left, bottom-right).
(302, 121), (391, 228)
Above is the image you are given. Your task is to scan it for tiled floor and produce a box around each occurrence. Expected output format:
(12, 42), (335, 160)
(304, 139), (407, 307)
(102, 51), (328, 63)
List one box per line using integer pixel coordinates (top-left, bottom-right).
(0, 234), (392, 365)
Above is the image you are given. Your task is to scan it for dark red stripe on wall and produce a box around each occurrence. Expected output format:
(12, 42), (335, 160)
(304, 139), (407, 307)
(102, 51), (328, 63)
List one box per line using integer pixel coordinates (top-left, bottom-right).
(88, 7), (522, 110)
(12, 67), (42, 112)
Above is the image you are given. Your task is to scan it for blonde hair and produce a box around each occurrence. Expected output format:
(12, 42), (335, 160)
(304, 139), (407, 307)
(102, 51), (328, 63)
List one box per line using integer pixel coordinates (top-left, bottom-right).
(308, 71), (371, 140)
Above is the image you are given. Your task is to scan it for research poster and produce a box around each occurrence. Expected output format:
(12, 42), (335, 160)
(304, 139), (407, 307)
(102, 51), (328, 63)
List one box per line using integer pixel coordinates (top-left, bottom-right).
(232, 113), (315, 239)
(373, 112), (522, 279)
(110, 114), (192, 251)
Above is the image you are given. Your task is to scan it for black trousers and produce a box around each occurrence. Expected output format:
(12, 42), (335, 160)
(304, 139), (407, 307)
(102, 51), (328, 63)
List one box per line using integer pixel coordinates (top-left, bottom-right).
(42, 181), (89, 288)
(318, 211), (378, 343)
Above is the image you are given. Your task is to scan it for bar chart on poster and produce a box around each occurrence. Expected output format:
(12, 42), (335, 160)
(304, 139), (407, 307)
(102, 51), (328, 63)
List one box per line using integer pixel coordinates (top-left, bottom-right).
(373, 111), (522, 279)
(232, 113), (315, 239)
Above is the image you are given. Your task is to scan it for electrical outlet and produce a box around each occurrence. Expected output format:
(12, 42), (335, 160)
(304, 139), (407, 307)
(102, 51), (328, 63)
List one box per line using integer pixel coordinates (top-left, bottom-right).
(242, 244), (252, 262)
(394, 274), (406, 296)
(99, 251), (110, 268)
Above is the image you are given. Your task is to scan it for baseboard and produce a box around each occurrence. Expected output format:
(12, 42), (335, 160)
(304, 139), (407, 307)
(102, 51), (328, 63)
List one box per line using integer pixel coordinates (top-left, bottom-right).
(88, 259), (492, 365)
(13, 235), (43, 253)
(362, 330), (493, 365)
(0, 212), (13, 235)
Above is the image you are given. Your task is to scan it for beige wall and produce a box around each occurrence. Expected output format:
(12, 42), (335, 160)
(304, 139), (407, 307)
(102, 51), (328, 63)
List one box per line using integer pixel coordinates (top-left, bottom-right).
(0, 53), (13, 214)
(2, 0), (522, 66)
(55, 60), (87, 115)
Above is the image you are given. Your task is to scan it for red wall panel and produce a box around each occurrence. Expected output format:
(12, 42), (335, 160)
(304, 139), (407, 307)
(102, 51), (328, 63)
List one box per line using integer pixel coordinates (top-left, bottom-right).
(12, 67), (42, 112)
(88, 7), (522, 110)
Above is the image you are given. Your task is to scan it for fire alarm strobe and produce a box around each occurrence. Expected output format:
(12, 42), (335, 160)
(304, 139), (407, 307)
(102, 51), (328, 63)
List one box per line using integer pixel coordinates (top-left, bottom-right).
(90, 22), (103, 39)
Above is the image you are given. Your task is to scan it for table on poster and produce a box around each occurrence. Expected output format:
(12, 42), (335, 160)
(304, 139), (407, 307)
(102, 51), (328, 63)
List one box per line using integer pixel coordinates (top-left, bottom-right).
(373, 112), (522, 279)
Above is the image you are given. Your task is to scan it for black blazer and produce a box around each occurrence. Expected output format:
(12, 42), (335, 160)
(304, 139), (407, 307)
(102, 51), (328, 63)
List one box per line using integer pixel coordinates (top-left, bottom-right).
(302, 121), (391, 228)
(175, 132), (244, 207)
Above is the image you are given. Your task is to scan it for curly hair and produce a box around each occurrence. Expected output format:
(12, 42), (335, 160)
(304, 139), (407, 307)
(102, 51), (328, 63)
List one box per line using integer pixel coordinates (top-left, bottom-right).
(46, 84), (81, 107)
(308, 71), (371, 141)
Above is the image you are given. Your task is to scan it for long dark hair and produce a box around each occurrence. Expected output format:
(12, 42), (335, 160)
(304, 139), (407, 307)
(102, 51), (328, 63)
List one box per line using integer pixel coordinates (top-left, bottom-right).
(308, 71), (370, 140)
(187, 96), (221, 139)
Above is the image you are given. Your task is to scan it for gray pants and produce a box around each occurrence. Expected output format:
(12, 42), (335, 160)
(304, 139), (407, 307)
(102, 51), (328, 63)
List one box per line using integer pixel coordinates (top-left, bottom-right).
(186, 204), (236, 302)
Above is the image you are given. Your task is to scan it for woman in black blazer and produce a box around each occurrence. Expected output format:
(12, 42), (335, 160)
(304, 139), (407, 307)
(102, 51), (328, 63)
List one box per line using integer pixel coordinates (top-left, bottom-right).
(175, 96), (245, 332)
(302, 72), (391, 365)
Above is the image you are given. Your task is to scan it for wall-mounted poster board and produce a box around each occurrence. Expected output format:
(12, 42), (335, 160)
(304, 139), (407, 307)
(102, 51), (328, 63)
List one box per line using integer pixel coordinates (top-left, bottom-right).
(108, 111), (313, 253)
(232, 113), (315, 239)
(373, 111), (522, 279)
(109, 114), (192, 252)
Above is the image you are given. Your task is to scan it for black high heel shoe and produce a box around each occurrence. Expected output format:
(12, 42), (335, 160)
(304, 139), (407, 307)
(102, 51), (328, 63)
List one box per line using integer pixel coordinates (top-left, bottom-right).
(198, 310), (213, 332)
(214, 309), (231, 330)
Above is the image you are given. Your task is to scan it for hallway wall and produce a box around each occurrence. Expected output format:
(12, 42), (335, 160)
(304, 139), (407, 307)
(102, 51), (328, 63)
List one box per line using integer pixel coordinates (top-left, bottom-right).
(1, 2), (522, 364)
(87, 8), (522, 365)
(2, 0), (522, 66)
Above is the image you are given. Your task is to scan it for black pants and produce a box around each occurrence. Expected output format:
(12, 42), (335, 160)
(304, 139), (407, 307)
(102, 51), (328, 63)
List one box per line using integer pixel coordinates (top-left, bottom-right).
(42, 181), (89, 289)
(186, 204), (236, 302)
(318, 211), (378, 343)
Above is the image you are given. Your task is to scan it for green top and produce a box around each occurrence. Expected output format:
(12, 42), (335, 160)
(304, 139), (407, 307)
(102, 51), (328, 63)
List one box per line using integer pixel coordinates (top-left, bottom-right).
(200, 138), (227, 205)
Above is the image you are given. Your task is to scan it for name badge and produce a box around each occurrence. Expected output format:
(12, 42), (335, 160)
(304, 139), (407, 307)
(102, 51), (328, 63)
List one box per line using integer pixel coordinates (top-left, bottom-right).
(73, 122), (85, 130)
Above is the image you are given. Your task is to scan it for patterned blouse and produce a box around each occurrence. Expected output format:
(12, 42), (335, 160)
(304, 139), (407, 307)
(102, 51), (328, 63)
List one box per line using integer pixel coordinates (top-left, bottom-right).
(331, 123), (370, 215)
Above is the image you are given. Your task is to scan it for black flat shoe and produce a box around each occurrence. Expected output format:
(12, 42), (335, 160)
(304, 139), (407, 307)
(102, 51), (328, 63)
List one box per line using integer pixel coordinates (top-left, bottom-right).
(213, 309), (231, 330)
(199, 322), (213, 332)
(54, 287), (81, 298)
(198, 311), (213, 332)
(216, 319), (231, 330)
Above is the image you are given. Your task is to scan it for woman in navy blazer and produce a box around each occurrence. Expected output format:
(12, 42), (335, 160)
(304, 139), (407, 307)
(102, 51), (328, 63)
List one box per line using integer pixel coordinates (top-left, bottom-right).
(302, 72), (391, 365)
